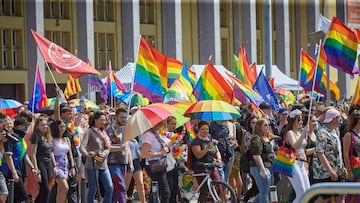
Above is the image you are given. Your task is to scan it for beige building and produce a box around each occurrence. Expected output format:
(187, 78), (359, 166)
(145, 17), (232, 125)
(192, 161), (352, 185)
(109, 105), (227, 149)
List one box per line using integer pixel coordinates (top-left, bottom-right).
(0, 0), (358, 102)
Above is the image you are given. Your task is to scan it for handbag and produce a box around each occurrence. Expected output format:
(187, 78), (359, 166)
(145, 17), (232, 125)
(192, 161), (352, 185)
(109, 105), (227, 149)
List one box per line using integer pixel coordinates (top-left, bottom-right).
(271, 133), (297, 177)
(149, 156), (167, 173)
(148, 133), (168, 173)
(349, 131), (360, 178)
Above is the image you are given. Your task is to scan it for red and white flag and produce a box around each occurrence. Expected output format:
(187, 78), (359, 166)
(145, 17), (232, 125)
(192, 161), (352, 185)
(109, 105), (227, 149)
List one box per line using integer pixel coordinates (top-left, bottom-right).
(31, 29), (101, 78)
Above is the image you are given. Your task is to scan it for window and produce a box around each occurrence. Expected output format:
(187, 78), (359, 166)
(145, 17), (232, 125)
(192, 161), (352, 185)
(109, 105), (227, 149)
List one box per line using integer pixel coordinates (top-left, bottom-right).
(140, 0), (155, 24)
(0, 29), (23, 69)
(221, 38), (229, 68)
(1, 0), (22, 16)
(94, 33), (115, 70)
(44, 0), (69, 19)
(93, 0), (114, 21)
(12, 50), (17, 68)
(2, 30), (7, 47)
(1, 0), (5, 15)
(220, 1), (228, 28)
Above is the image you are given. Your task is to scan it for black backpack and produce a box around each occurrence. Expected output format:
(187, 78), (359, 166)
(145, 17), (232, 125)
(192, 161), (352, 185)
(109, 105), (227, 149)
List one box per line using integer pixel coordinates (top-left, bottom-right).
(240, 149), (251, 173)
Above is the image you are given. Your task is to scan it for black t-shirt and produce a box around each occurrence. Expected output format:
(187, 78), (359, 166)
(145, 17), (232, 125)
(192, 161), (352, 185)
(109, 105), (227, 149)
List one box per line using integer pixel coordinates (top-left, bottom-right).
(190, 138), (216, 169)
(31, 133), (53, 163)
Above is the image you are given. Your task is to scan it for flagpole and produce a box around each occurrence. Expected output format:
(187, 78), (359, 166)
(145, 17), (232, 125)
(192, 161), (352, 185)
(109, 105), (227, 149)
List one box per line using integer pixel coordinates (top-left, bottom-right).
(326, 64), (330, 105)
(109, 60), (113, 109)
(31, 64), (39, 113)
(44, 62), (59, 88)
(296, 48), (303, 101)
(127, 35), (142, 118)
(307, 40), (322, 128)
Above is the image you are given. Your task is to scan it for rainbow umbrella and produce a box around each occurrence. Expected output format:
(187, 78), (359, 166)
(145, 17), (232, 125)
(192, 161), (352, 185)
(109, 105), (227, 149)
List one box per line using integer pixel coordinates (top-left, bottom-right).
(0, 99), (22, 110)
(274, 88), (296, 106)
(184, 100), (241, 121)
(0, 99), (23, 116)
(152, 103), (190, 128)
(69, 98), (99, 110)
(123, 103), (177, 142)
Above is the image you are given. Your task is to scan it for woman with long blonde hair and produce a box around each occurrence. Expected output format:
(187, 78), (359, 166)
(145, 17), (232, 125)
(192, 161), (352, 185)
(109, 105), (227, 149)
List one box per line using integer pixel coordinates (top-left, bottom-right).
(30, 117), (58, 203)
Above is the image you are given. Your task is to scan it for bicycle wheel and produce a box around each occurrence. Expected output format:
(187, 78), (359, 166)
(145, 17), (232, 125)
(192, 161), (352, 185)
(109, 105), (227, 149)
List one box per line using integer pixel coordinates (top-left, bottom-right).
(209, 180), (237, 203)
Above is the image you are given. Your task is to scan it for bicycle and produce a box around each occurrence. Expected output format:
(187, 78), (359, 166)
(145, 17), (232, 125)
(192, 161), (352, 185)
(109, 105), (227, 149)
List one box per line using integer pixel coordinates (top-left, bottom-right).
(178, 162), (237, 203)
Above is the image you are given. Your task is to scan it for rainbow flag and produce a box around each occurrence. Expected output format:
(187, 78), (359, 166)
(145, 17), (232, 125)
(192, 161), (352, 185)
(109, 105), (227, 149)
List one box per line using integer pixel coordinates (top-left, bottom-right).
(134, 37), (166, 102)
(308, 40), (327, 92)
(194, 61), (233, 103)
(88, 74), (108, 103)
(324, 17), (359, 75)
(188, 69), (197, 86)
(299, 49), (316, 86)
(107, 61), (130, 102)
(185, 121), (196, 142)
(1, 137), (28, 177)
(28, 64), (49, 113)
(352, 79), (360, 104)
(166, 57), (183, 87)
(319, 73), (340, 100)
(164, 61), (196, 102)
(234, 43), (257, 86)
(300, 49), (339, 100)
(228, 73), (264, 106)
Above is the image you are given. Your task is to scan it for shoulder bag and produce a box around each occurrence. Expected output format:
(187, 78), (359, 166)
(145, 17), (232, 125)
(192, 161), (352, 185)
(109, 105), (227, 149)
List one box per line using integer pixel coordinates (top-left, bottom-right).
(271, 132), (297, 177)
(148, 133), (168, 173)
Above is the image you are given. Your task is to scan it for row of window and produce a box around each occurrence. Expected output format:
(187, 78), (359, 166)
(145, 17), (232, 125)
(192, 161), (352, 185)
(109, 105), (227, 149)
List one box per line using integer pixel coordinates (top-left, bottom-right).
(1, 0), (156, 23)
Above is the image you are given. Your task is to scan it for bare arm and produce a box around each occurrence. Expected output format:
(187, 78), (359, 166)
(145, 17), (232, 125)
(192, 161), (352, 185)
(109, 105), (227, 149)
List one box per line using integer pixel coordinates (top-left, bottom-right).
(141, 143), (167, 159)
(5, 154), (19, 182)
(317, 152), (338, 181)
(287, 130), (306, 149)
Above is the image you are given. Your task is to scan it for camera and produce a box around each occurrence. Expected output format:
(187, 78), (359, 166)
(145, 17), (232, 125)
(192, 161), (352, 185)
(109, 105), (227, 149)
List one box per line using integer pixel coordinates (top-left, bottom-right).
(1, 128), (19, 144)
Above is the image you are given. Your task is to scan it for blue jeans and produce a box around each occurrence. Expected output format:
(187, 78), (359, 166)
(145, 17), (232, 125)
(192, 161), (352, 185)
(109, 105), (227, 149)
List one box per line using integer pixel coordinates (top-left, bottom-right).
(109, 164), (127, 203)
(86, 168), (114, 203)
(223, 146), (235, 182)
(250, 166), (272, 203)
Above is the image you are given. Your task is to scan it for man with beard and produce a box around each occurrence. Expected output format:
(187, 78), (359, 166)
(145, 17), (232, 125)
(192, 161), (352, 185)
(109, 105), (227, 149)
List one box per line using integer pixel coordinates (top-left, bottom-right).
(2, 118), (37, 203)
(106, 107), (133, 203)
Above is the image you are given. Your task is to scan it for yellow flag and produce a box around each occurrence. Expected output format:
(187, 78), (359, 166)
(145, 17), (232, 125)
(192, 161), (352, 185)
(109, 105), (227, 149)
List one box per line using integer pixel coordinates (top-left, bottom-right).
(352, 79), (360, 104)
(64, 75), (82, 99)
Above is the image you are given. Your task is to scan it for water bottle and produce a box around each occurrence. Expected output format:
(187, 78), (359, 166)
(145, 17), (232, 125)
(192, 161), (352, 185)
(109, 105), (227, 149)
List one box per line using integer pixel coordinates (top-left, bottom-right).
(79, 95), (86, 112)
(269, 185), (278, 203)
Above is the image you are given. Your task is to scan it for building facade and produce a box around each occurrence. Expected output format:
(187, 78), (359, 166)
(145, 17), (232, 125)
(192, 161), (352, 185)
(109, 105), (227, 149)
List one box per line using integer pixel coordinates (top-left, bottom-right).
(0, 0), (358, 102)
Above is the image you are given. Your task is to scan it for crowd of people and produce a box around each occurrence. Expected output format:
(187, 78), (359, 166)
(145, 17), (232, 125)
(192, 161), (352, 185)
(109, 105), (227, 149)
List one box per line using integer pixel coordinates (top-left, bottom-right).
(0, 89), (359, 203)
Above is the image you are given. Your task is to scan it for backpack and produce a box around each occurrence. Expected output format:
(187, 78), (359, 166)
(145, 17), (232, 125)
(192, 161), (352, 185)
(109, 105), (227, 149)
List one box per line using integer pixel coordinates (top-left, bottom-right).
(240, 149), (251, 173)
(215, 137), (233, 162)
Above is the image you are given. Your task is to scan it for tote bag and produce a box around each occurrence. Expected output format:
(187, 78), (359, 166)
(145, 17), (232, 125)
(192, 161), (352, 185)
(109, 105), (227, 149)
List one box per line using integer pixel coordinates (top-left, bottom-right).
(271, 133), (297, 177)
(349, 131), (360, 179)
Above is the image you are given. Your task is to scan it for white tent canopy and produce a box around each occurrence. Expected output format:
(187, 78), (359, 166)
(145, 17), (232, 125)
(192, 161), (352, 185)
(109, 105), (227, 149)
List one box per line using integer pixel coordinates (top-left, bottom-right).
(190, 64), (301, 91)
(256, 65), (302, 91)
(109, 62), (302, 91)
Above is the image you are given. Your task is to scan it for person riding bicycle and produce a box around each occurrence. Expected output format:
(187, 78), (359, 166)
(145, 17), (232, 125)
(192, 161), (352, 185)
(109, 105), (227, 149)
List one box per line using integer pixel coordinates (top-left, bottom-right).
(190, 121), (222, 202)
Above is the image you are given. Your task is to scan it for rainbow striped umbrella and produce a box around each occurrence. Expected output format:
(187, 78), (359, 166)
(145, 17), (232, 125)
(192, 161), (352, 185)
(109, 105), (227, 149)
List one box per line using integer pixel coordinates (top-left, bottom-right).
(123, 103), (177, 142)
(69, 98), (99, 110)
(184, 100), (240, 121)
(0, 99), (22, 110)
(152, 102), (190, 128)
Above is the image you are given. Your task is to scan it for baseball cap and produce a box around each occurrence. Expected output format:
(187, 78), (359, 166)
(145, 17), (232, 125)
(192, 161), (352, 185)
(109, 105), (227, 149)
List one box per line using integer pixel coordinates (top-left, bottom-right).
(14, 118), (30, 126)
(259, 102), (271, 110)
(291, 103), (308, 112)
(323, 109), (340, 123)
(278, 107), (289, 115)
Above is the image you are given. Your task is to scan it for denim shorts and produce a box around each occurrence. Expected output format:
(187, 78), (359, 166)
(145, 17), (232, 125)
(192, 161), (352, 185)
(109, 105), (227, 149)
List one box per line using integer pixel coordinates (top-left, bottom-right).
(0, 172), (8, 195)
(128, 159), (142, 173)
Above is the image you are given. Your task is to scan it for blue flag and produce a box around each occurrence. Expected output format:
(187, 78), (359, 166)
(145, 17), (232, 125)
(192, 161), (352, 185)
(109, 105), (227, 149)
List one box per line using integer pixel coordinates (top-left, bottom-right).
(253, 69), (280, 112)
